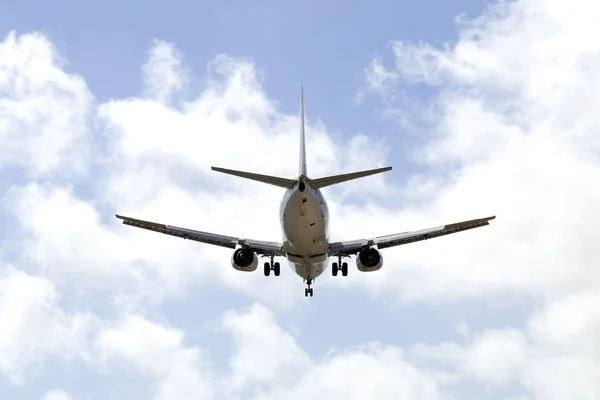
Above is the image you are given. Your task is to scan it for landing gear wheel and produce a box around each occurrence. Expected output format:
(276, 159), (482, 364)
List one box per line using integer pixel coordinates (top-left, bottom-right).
(264, 256), (280, 277)
(331, 255), (348, 276)
(341, 262), (348, 277)
(332, 257), (348, 277)
(304, 279), (314, 297)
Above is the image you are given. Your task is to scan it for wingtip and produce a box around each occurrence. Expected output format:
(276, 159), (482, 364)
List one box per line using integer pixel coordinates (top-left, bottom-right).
(115, 214), (123, 220)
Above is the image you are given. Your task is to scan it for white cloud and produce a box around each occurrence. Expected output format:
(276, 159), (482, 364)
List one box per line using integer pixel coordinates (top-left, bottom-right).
(2, 0), (600, 397)
(355, 0), (600, 302)
(258, 345), (444, 400)
(0, 31), (92, 178)
(1, 33), (403, 309)
(95, 314), (216, 400)
(218, 304), (444, 400)
(410, 291), (600, 399)
(412, 328), (527, 385)
(42, 389), (72, 400)
(85, 303), (446, 399)
(364, 58), (398, 92)
(142, 39), (189, 104)
(354, 57), (399, 105)
(359, 0), (600, 397)
(220, 303), (312, 391)
(0, 267), (96, 385)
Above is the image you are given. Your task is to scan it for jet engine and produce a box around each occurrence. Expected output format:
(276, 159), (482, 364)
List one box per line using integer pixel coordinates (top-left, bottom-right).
(356, 247), (383, 272)
(231, 247), (259, 272)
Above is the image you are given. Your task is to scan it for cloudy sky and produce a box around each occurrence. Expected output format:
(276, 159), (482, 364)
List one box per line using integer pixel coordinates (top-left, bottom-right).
(1, 0), (600, 398)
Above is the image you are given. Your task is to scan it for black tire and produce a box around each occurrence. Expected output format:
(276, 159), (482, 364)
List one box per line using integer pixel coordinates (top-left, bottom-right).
(273, 262), (281, 276)
(304, 288), (309, 297)
(264, 262), (271, 276)
(341, 262), (348, 277)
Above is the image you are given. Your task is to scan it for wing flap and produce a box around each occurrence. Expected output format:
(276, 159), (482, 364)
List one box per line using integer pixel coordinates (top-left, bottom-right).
(115, 214), (284, 255)
(329, 215), (495, 255)
(376, 216), (494, 249)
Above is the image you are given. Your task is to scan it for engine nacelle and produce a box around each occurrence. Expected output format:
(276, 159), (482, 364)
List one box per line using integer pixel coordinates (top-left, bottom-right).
(356, 247), (383, 272)
(231, 248), (259, 272)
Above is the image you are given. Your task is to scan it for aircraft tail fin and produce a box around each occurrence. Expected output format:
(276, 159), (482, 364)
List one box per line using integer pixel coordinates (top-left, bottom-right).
(211, 88), (390, 191)
(210, 167), (297, 189)
(308, 166), (392, 189)
(209, 87), (307, 190)
(299, 86), (307, 177)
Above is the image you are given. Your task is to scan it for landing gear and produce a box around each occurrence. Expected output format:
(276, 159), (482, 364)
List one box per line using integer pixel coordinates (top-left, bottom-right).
(304, 279), (314, 297)
(331, 255), (348, 277)
(263, 256), (280, 277)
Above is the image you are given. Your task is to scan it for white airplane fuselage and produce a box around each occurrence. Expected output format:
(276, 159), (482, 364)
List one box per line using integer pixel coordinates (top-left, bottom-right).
(279, 178), (330, 281)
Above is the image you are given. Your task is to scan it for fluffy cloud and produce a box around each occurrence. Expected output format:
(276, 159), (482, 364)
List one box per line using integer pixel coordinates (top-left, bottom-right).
(42, 389), (72, 400)
(91, 304), (445, 399)
(95, 314), (216, 400)
(219, 304), (444, 400)
(2, 0), (600, 397)
(361, 0), (600, 398)
(411, 291), (600, 399)
(0, 267), (96, 385)
(359, 0), (600, 301)
(1, 34), (396, 309)
(0, 32), (92, 178)
(142, 39), (189, 105)
(0, 29), (442, 398)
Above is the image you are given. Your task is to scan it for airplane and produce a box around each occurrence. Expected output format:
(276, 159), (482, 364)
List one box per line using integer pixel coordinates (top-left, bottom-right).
(115, 87), (495, 297)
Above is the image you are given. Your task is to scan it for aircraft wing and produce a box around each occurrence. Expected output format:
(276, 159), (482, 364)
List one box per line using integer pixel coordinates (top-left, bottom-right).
(115, 214), (285, 256)
(328, 215), (496, 256)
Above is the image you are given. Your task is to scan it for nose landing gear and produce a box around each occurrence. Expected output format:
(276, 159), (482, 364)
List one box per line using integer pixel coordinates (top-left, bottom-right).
(304, 279), (313, 297)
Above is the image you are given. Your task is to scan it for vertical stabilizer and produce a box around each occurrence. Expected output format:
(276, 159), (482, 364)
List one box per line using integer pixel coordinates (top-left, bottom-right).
(299, 86), (307, 177)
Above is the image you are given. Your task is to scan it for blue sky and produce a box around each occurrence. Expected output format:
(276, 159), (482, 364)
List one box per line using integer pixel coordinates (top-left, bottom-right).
(2, 0), (600, 399)
(1, 0), (484, 130)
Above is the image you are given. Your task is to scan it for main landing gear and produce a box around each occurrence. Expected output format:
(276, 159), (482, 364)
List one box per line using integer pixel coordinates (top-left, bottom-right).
(331, 255), (348, 277)
(263, 255), (280, 277)
(304, 279), (313, 297)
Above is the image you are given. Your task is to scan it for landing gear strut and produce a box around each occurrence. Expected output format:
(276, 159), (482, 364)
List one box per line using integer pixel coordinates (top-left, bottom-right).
(304, 279), (313, 297)
(331, 255), (348, 277)
(263, 255), (280, 277)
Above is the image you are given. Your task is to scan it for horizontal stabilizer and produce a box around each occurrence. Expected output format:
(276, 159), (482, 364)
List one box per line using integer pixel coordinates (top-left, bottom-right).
(308, 166), (392, 189)
(211, 166), (297, 189)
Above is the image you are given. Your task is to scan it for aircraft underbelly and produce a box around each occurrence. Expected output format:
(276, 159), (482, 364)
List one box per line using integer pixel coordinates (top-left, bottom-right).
(283, 197), (326, 250)
(282, 191), (328, 279)
(290, 260), (327, 280)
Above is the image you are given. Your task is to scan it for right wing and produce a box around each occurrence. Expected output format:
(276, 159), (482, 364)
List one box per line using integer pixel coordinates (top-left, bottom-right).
(115, 214), (285, 256)
(329, 215), (496, 256)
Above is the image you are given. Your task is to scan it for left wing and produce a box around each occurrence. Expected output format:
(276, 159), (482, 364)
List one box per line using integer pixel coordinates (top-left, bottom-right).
(329, 215), (496, 256)
(115, 214), (285, 256)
